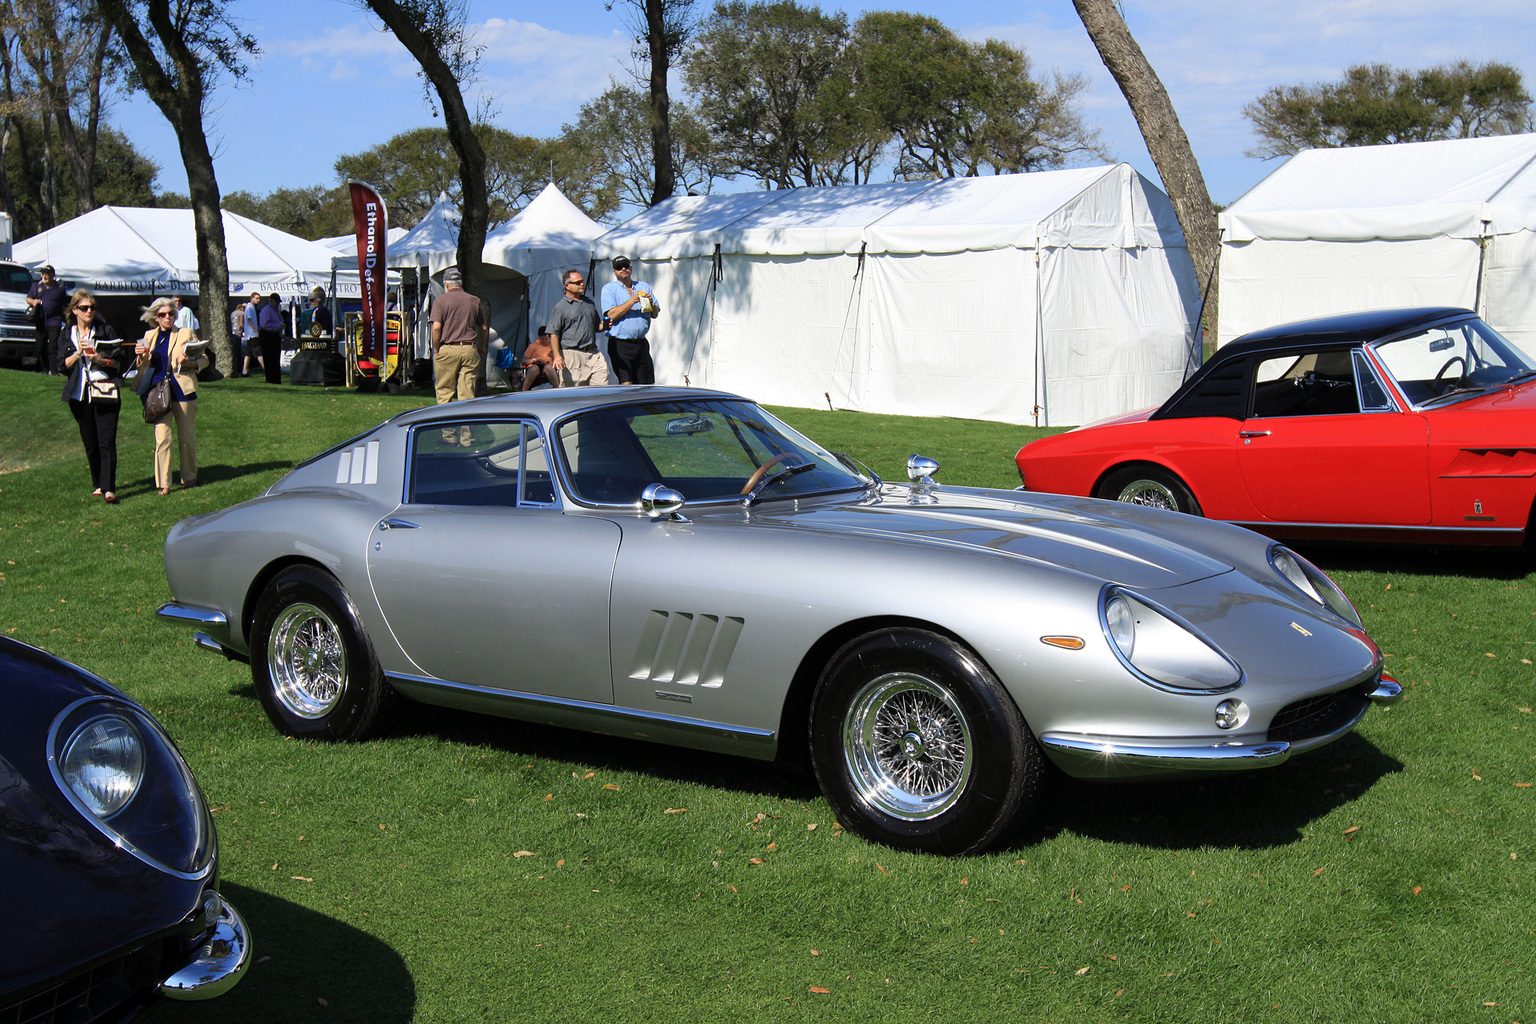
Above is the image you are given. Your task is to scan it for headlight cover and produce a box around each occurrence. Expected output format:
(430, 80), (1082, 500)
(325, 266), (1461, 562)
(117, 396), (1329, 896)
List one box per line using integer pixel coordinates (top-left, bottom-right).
(1100, 588), (1243, 693)
(48, 697), (214, 878)
(1269, 545), (1362, 627)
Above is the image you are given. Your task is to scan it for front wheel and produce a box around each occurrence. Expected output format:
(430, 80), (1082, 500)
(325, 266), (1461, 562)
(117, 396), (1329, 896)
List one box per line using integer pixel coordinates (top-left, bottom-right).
(809, 629), (1043, 855)
(250, 566), (391, 740)
(1096, 465), (1203, 515)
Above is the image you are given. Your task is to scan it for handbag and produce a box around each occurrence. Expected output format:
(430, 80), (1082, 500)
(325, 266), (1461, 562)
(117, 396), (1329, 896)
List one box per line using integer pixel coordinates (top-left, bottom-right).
(24, 302), (38, 324)
(143, 375), (172, 423)
(87, 379), (119, 402)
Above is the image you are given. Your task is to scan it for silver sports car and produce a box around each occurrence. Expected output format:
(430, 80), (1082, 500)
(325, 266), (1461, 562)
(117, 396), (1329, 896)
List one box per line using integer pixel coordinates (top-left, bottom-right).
(158, 387), (1400, 855)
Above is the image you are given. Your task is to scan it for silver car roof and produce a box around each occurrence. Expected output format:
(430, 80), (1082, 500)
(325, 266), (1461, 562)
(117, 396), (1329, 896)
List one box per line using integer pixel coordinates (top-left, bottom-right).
(386, 385), (745, 428)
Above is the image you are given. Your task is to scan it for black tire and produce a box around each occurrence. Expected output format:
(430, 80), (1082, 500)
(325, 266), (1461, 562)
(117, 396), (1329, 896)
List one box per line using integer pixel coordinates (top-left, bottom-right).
(250, 566), (391, 740)
(808, 628), (1043, 856)
(1095, 464), (1203, 515)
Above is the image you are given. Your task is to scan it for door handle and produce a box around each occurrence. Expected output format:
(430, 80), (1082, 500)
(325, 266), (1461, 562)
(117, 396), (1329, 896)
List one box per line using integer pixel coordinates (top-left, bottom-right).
(1238, 430), (1271, 439)
(378, 518), (420, 531)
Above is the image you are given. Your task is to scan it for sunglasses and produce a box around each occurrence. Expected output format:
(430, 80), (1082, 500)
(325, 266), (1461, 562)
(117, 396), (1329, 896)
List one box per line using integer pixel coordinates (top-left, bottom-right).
(155, 310), (174, 318)
(76, 304), (93, 311)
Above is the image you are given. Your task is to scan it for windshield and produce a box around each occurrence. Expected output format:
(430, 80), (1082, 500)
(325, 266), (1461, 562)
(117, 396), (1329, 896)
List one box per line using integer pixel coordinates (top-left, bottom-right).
(1371, 318), (1536, 406)
(557, 399), (870, 506)
(0, 266), (34, 294)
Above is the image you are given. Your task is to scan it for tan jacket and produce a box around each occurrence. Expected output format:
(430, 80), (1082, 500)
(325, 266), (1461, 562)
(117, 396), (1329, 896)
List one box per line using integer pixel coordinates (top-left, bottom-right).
(137, 327), (207, 398)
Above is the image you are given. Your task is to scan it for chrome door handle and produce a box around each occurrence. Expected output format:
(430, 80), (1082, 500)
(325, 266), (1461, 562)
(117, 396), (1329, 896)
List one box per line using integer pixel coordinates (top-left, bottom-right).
(1237, 430), (1271, 439)
(378, 518), (419, 531)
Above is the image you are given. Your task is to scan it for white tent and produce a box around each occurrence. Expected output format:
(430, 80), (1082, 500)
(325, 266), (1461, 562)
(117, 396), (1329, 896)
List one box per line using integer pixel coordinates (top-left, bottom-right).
(1218, 133), (1536, 350)
(15, 206), (374, 298)
(484, 183), (605, 353)
(594, 165), (1200, 426)
(315, 225), (408, 255)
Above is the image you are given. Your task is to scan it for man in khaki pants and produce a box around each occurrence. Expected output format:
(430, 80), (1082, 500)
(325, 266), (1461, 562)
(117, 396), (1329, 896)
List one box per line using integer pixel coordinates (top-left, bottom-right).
(430, 267), (486, 408)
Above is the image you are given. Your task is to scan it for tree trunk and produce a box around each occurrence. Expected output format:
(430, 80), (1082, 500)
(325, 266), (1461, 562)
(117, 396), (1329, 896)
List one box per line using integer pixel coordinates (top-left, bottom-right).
(361, 0), (488, 305)
(1072, 0), (1219, 337)
(645, 0), (675, 206)
(95, 0), (233, 375)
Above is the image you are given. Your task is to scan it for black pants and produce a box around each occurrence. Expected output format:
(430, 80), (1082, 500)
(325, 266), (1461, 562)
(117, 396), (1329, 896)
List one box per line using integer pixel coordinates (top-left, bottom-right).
(608, 336), (654, 384)
(259, 330), (281, 383)
(69, 398), (120, 492)
(35, 323), (61, 373)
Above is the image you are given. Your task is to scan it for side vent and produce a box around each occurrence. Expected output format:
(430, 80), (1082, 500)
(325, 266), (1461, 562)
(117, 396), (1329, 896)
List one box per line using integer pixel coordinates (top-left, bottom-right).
(629, 611), (744, 689)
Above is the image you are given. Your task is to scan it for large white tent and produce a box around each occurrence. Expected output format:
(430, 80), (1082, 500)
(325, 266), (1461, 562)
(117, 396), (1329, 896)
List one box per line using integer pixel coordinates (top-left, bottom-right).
(1217, 133), (1536, 350)
(15, 206), (371, 298)
(484, 183), (605, 353)
(594, 165), (1201, 426)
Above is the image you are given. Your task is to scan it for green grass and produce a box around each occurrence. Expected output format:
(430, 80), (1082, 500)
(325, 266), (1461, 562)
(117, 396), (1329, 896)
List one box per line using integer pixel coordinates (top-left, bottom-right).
(1, 370), (1532, 1023)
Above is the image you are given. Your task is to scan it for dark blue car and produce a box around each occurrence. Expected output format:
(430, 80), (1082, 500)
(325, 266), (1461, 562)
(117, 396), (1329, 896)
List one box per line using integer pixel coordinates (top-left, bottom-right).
(0, 637), (249, 1021)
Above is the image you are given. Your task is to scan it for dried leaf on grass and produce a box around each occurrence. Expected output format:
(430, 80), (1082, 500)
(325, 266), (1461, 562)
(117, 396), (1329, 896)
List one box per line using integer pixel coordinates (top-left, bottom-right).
(1075, 966), (1090, 976)
(513, 851), (535, 858)
(664, 807), (688, 814)
(809, 986), (830, 994)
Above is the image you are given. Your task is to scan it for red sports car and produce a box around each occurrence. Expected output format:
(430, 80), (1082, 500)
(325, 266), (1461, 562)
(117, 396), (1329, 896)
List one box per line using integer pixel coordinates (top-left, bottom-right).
(1015, 307), (1536, 546)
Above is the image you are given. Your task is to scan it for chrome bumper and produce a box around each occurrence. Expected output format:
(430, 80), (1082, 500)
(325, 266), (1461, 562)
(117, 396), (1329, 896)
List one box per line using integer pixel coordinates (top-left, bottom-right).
(160, 892), (251, 1001)
(156, 602), (244, 660)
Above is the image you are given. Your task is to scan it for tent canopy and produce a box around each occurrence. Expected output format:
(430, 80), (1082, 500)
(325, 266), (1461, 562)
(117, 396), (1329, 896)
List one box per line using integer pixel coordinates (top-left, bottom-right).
(594, 165), (1199, 426)
(15, 206), (373, 297)
(1222, 133), (1536, 242)
(1217, 134), (1536, 349)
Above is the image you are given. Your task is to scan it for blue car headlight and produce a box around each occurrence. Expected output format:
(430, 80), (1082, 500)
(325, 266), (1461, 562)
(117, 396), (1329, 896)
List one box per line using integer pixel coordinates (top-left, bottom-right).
(1101, 588), (1243, 693)
(48, 697), (214, 878)
(1269, 545), (1362, 628)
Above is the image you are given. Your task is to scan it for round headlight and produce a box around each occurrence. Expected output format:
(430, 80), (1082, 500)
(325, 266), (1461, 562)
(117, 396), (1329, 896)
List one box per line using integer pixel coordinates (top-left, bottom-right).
(1270, 545), (1362, 627)
(60, 714), (145, 818)
(1100, 587), (1242, 693)
(49, 697), (214, 878)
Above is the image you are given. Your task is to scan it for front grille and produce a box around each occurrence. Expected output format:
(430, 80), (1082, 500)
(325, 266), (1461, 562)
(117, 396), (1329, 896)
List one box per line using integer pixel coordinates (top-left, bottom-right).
(1268, 681), (1372, 744)
(0, 309), (29, 328)
(0, 944), (162, 1024)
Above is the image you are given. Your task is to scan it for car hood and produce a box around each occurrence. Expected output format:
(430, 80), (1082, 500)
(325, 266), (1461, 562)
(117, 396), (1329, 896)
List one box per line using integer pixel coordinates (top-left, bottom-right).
(722, 485), (1241, 590)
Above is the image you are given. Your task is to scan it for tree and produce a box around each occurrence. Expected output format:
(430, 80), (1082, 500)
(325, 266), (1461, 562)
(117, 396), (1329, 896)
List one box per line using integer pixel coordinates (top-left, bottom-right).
(93, 0), (254, 375)
(685, 0), (856, 189)
(333, 125), (616, 225)
(356, 0), (487, 304)
(608, 0), (698, 206)
(1244, 62), (1534, 159)
(846, 12), (1105, 179)
(560, 83), (718, 210)
(222, 184), (353, 239)
(1072, 0), (1219, 333)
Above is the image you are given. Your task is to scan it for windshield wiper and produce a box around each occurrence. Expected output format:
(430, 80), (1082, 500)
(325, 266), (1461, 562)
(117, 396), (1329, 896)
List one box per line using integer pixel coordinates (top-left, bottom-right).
(1421, 384), (1492, 407)
(743, 461), (816, 505)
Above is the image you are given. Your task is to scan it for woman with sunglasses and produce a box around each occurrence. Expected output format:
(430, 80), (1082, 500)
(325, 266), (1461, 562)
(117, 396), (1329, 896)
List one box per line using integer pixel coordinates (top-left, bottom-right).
(56, 290), (126, 503)
(134, 296), (207, 495)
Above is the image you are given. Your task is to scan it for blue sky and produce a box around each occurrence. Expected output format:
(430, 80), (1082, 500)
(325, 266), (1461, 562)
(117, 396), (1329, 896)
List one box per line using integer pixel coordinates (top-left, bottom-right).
(114, 0), (1536, 224)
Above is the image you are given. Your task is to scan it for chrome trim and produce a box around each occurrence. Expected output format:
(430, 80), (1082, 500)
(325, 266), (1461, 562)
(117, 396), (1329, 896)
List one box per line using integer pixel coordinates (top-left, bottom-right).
(383, 672), (777, 758)
(1040, 732), (1291, 774)
(1366, 676), (1403, 706)
(1230, 520), (1523, 538)
(1237, 430), (1271, 439)
(378, 518), (420, 530)
(192, 632), (224, 655)
(156, 602), (227, 628)
(160, 893), (251, 1001)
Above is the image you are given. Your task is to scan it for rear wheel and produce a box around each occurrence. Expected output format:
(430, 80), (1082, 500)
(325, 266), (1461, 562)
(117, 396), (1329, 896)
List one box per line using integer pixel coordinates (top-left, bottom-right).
(251, 566), (391, 740)
(1096, 465), (1202, 515)
(809, 628), (1043, 855)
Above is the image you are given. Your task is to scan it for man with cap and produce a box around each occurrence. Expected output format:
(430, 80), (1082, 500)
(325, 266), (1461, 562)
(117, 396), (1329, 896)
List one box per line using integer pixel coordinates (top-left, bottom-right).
(546, 269), (611, 387)
(26, 264), (67, 374)
(600, 255), (660, 385)
(430, 266), (487, 407)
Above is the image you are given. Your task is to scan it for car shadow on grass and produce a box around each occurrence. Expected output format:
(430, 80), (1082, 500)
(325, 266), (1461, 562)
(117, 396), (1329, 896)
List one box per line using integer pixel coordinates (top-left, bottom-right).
(1024, 732), (1404, 851)
(1294, 541), (1536, 581)
(156, 881), (414, 1024)
(376, 698), (825, 803)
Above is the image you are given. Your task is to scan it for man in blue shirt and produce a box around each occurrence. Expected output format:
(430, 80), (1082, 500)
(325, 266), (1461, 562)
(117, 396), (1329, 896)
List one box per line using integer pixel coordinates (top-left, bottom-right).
(599, 256), (659, 384)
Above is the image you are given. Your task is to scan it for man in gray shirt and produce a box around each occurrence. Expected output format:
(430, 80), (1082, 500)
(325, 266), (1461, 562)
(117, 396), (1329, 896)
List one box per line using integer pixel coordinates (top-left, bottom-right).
(547, 269), (611, 387)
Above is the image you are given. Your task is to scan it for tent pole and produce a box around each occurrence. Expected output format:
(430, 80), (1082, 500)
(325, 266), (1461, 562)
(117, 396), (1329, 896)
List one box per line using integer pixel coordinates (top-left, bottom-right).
(1473, 219), (1491, 319)
(1033, 246), (1045, 427)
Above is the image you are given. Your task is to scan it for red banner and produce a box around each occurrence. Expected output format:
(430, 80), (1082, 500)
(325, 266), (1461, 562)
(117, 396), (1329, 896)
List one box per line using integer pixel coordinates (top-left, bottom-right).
(348, 180), (388, 364)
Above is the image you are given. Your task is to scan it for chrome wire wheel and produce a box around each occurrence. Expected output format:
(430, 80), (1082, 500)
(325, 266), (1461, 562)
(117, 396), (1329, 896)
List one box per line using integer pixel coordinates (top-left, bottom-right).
(1115, 477), (1179, 510)
(266, 602), (348, 719)
(842, 672), (972, 821)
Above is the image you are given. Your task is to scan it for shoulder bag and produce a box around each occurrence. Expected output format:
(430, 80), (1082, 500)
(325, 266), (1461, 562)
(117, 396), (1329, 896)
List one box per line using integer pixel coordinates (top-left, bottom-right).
(143, 375), (172, 423)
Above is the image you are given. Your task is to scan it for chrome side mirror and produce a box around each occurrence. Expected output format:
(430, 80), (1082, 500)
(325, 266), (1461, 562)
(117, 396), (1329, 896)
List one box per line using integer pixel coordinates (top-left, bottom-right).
(639, 482), (688, 520)
(907, 454), (939, 504)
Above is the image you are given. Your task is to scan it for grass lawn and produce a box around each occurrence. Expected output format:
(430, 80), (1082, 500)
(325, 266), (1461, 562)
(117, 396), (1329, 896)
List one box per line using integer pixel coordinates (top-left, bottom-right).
(1, 369), (1531, 1024)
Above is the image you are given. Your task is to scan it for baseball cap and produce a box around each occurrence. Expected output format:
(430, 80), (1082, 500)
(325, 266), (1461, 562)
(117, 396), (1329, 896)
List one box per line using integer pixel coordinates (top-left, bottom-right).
(444, 267), (463, 285)
(611, 256), (631, 271)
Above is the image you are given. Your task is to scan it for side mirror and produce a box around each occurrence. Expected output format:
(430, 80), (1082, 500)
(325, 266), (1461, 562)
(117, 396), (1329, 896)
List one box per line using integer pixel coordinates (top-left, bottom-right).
(907, 454), (939, 504)
(639, 482), (688, 520)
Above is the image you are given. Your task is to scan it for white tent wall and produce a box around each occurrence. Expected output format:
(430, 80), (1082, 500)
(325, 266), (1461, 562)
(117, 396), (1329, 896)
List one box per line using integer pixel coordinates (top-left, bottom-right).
(1219, 237), (1482, 344)
(1039, 244), (1199, 425)
(1485, 229), (1536, 353)
(601, 165), (1197, 426)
